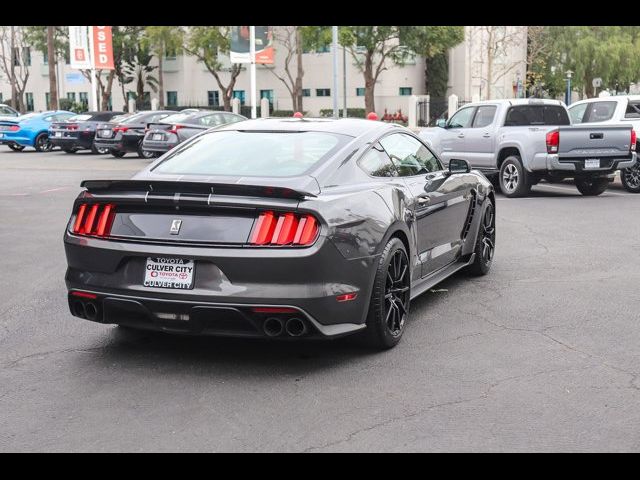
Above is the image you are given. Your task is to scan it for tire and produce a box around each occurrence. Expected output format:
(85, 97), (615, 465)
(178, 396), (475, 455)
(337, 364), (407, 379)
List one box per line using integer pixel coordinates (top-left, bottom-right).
(110, 149), (126, 158)
(137, 142), (155, 159)
(91, 143), (110, 154)
(575, 177), (609, 196)
(63, 148), (77, 154)
(8, 143), (25, 152)
(34, 133), (52, 152)
(467, 199), (496, 276)
(361, 237), (411, 350)
(621, 164), (640, 193)
(499, 155), (531, 198)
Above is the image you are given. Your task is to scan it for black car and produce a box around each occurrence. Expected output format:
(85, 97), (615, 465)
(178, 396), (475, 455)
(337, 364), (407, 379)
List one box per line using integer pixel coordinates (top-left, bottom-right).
(143, 111), (246, 155)
(93, 110), (176, 159)
(63, 118), (495, 350)
(49, 111), (125, 154)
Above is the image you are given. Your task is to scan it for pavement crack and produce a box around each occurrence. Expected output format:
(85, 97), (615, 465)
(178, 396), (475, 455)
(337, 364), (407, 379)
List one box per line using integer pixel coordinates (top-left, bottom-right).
(2, 346), (105, 369)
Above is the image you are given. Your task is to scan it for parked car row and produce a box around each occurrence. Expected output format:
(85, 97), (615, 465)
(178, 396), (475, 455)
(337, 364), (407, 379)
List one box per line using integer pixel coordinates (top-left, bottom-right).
(419, 97), (638, 197)
(0, 108), (247, 158)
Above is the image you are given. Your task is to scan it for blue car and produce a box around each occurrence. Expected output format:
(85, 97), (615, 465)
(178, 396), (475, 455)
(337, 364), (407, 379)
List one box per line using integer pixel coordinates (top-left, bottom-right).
(0, 110), (75, 152)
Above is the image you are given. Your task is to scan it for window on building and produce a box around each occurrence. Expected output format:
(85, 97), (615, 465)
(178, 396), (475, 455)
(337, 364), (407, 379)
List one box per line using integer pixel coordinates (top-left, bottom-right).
(67, 92), (76, 102)
(12, 47), (19, 66)
(232, 90), (246, 105)
(107, 94), (112, 111)
(43, 50), (48, 65)
(165, 46), (178, 60)
(167, 91), (178, 107)
(45, 93), (51, 110)
(0, 92), (3, 102)
(25, 92), (34, 111)
(316, 88), (331, 97)
(316, 45), (330, 53)
(302, 89), (310, 97)
(399, 87), (412, 96)
(79, 92), (88, 110)
(127, 92), (135, 101)
(356, 88), (365, 96)
(22, 47), (31, 66)
(208, 90), (220, 107)
(260, 89), (274, 107)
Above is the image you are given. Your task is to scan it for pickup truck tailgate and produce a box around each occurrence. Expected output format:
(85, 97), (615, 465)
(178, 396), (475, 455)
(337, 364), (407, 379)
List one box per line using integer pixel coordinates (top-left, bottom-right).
(558, 125), (632, 158)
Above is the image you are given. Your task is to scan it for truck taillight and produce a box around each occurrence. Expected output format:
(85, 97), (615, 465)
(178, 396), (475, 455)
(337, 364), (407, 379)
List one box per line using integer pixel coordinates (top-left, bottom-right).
(8, 125), (19, 131)
(631, 129), (637, 152)
(168, 125), (184, 134)
(249, 211), (319, 246)
(72, 203), (115, 237)
(546, 130), (559, 154)
(113, 125), (129, 133)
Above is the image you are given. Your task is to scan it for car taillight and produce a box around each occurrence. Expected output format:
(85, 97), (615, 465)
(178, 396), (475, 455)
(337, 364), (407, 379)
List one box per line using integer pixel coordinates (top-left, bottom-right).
(248, 211), (319, 246)
(113, 125), (129, 133)
(168, 125), (183, 134)
(631, 129), (637, 152)
(8, 125), (19, 131)
(72, 203), (116, 237)
(68, 124), (78, 130)
(546, 129), (559, 154)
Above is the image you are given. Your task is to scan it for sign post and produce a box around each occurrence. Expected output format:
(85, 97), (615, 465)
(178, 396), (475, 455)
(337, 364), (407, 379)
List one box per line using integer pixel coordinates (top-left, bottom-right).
(250, 26), (256, 119)
(88, 27), (98, 111)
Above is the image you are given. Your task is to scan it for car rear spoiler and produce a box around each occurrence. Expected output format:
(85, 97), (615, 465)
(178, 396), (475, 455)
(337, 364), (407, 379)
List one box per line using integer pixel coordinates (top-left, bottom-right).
(80, 179), (319, 199)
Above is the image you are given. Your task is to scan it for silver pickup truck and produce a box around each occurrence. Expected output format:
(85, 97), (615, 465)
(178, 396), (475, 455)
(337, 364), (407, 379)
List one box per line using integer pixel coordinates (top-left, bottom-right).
(418, 99), (637, 197)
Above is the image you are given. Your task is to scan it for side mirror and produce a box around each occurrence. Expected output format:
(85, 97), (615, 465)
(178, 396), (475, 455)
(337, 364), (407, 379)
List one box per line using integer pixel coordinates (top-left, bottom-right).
(435, 118), (447, 128)
(449, 158), (471, 174)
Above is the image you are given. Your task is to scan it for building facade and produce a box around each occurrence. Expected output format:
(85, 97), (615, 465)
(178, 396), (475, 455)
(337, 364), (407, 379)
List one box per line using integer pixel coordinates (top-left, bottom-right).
(0, 26), (528, 115)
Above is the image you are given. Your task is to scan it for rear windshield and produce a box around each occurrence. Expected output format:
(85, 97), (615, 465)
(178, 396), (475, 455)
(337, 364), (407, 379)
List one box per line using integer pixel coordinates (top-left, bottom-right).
(68, 114), (92, 122)
(153, 130), (351, 177)
(160, 113), (197, 124)
(504, 105), (570, 126)
(120, 112), (147, 124)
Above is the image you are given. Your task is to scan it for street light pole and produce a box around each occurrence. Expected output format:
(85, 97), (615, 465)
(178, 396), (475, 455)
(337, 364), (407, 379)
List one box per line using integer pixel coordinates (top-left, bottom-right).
(332, 26), (339, 118)
(565, 70), (573, 106)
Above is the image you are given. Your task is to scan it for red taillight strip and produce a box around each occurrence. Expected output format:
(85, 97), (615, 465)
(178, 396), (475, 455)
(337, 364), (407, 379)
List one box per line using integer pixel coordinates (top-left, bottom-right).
(249, 212), (319, 246)
(251, 307), (298, 313)
(83, 204), (99, 234)
(631, 129), (637, 152)
(70, 291), (98, 299)
(96, 204), (114, 236)
(73, 204), (87, 233)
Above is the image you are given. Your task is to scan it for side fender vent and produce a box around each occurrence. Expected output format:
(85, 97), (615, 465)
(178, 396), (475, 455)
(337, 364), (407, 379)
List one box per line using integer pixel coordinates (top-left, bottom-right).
(461, 191), (477, 240)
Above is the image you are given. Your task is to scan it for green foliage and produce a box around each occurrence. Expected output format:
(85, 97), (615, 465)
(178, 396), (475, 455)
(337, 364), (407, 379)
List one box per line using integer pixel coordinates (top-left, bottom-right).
(184, 26), (231, 73)
(122, 46), (158, 109)
(59, 98), (85, 113)
(143, 26), (183, 56)
(23, 26), (68, 58)
(319, 108), (366, 118)
(425, 52), (449, 97)
(536, 26), (640, 98)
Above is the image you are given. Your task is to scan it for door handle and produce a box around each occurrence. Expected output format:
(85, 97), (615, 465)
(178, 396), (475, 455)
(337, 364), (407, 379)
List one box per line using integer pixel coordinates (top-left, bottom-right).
(482, 133), (491, 138)
(457, 134), (465, 138)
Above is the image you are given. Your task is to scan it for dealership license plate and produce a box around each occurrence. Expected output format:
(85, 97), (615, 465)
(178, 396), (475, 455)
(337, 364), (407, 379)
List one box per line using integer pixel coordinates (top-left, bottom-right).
(55, 131), (62, 137)
(152, 133), (163, 141)
(585, 159), (600, 169)
(99, 129), (112, 138)
(143, 257), (195, 289)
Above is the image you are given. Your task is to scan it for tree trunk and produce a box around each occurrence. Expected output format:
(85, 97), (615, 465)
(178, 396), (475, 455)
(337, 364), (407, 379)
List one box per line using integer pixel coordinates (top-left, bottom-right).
(364, 51), (375, 114)
(295, 27), (303, 112)
(158, 43), (164, 108)
(101, 70), (115, 110)
(47, 26), (58, 109)
(10, 26), (17, 110)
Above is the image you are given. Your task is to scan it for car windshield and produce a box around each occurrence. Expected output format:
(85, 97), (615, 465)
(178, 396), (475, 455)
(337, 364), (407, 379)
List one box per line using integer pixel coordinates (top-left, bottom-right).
(16, 113), (40, 121)
(120, 112), (148, 124)
(160, 113), (197, 124)
(68, 114), (92, 122)
(153, 130), (351, 177)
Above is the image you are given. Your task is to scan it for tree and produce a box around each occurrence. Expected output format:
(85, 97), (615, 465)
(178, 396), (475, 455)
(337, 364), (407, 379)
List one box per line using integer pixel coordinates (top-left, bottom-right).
(183, 26), (242, 111)
(122, 47), (159, 110)
(143, 26), (183, 108)
(270, 26), (305, 112)
(46, 27), (58, 109)
(0, 26), (31, 112)
(412, 26), (464, 97)
(308, 26), (463, 113)
(24, 26), (69, 109)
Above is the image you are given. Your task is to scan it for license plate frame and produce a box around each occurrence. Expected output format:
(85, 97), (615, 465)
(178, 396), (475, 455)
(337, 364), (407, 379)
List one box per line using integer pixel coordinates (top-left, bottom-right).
(152, 133), (163, 141)
(143, 257), (195, 290)
(584, 159), (600, 169)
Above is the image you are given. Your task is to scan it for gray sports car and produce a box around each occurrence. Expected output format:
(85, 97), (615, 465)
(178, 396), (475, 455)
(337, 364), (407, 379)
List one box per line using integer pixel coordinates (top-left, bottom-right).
(63, 118), (495, 349)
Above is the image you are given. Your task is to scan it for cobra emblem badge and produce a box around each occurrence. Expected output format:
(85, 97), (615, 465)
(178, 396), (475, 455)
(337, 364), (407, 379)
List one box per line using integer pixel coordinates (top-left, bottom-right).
(170, 219), (182, 235)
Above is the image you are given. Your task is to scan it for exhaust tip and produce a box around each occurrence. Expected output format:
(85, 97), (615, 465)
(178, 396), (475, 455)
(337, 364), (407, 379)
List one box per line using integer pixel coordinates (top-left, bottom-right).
(285, 318), (307, 337)
(72, 301), (86, 319)
(84, 302), (98, 321)
(263, 317), (284, 337)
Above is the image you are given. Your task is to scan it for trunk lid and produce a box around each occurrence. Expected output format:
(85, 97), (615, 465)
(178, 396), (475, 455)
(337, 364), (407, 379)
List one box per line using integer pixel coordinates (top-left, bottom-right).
(558, 124), (633, 158)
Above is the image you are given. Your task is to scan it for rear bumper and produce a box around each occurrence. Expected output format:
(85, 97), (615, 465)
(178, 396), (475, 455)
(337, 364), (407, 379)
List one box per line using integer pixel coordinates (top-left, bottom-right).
(50, 134), (94, 149)
(528, 153), (637, 174)
(94, 134), (141, 152)
(64, 233), (378, 338)
(142, 140), (177, 153)
(0, 134), (32, 146)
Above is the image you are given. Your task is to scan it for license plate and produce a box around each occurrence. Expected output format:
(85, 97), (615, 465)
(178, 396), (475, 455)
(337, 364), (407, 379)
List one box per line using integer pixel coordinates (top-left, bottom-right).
(143, 257), (195, 289)
(99, 130), (111, 138)
(152, 133), (163, 141)
(0, 133), (4, 138)
(55, 131), (62, 137)
(585, 159), (600, 169)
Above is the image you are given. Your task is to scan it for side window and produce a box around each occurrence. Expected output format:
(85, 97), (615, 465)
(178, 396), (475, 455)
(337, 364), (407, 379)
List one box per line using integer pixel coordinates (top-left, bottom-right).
(447, 107), (475, 128)
(583, 101), (617, 122)
(358, 143), (398, 177)
(472, 106), (497, 128)
(44, 116), (54, 122)
(379, 133), (442, 177)
(148, 113), (169, 123)
(201, 114), (224, 126)
(625, 101), (640, 119)
(224, 113), (243, 124)
(568, 103), (587, 124)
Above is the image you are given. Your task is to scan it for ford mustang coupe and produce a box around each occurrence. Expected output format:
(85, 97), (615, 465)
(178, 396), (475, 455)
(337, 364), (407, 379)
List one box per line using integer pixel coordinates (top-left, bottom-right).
(64, 118), (495, 349)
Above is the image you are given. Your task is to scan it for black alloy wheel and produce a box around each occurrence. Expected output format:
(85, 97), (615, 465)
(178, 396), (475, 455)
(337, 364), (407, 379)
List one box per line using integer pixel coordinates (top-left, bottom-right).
(34, 133), (53, 152)
(468, 200), (496, 276)
(621, 165), (640, 193)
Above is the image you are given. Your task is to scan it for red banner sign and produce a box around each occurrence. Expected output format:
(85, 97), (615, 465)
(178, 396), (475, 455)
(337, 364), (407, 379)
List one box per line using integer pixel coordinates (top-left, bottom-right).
(91, 26), (114, 70)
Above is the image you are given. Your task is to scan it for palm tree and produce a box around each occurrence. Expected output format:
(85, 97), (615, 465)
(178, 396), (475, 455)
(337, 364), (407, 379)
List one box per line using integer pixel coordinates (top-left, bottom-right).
(123, 48), (159, 110)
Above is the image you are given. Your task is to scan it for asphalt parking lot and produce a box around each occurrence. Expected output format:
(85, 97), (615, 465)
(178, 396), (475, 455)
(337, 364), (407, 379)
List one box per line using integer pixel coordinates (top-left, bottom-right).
(1, 149), (640, 452)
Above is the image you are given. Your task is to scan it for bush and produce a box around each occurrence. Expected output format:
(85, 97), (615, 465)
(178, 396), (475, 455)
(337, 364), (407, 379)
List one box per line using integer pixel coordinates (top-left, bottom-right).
(319, 108), (366, 118)
(59, 98), (85, 113)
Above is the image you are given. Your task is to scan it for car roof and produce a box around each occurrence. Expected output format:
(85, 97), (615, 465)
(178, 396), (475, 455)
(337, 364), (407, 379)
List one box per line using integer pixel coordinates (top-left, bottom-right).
(464, 98), (565, 108)
(217, 117), (402, 137)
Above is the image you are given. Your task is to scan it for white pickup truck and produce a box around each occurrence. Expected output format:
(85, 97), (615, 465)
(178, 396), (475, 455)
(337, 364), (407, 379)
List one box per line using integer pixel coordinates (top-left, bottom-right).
(567, 95), (640, 192)
(418, 99), (637, 197)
